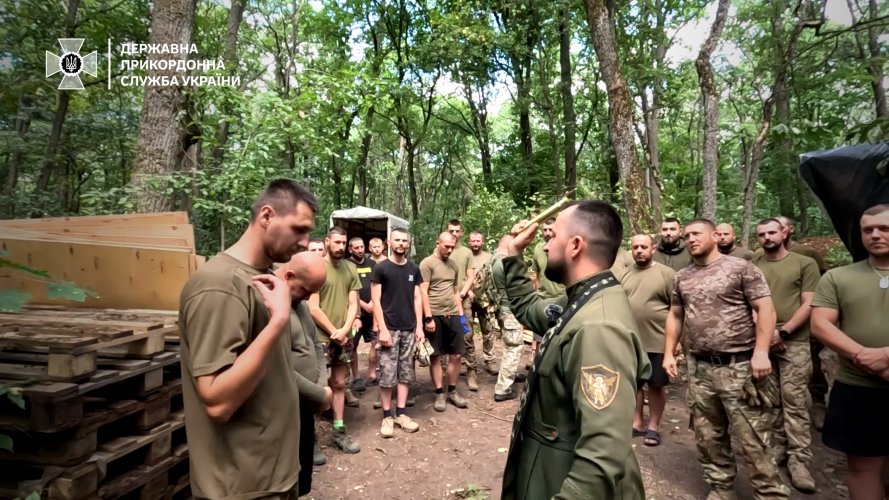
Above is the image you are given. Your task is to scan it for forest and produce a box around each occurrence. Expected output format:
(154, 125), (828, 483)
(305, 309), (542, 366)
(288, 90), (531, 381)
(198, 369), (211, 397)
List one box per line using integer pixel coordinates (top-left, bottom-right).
(0, 0), (886, 257)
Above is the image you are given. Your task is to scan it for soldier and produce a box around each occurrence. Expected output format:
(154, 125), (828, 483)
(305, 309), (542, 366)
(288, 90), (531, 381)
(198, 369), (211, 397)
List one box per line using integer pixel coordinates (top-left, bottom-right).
(753, 218), (819, 492)
(611, 247), (634, 273)
(500, 201), (650, 500)
(653, 217), (693, 272)
(615, 234), (675, 447)
(446, 219), (480, 390)
(527, 217), (566, 368)
(811, 204), (889, 500)
(754, 216), (827, 273)
(469, 231), (498, 375)
(369, 237), (388, 263)
(308, 238), (326, 256)
(491, 235), (528, 402)
(716, 223), (754, 261)
(663, 218), (788, 500)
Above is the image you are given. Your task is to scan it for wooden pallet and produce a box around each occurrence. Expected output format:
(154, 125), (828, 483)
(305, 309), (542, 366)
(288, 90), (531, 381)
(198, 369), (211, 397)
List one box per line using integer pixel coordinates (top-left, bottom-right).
(0, 352), (180, 433)
(0, 379), (183, 466)
(0, 418), (187, 500)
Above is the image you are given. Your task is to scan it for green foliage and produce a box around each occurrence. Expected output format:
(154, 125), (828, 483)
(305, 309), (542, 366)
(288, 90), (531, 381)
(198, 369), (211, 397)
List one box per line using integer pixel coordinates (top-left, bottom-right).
(827, 242), (853, 268)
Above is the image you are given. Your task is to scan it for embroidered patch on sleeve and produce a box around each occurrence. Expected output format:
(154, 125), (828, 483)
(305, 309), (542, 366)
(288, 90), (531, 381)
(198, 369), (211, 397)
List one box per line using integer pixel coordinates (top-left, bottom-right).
(581, 364), (620, 410)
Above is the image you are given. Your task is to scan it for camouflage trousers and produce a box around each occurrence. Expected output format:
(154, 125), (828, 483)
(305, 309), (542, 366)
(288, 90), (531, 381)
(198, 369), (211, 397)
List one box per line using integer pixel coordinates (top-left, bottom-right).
(689, 359), (790, 500)
(376, 329), (417, 388)
(494, 313), (524, 396)
(769, 341), (813, 466)
(463, 298), (497, 373)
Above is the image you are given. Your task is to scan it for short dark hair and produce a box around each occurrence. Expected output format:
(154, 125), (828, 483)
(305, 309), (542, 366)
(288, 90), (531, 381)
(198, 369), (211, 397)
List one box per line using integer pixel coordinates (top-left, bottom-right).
(469, 231), (483, 238)
(686, 218), (716, 231)
(756, 218), (782, 229)
(447, 219), (462, 228)
(565, 201), (623, 267)
(543, 217), (557, 226)
(662, 217), (681, 226)
(391, 227), (410, 237)
(348, 237), (364, 247)
(327, 226), (347, 238)
(863, 204), (889, 217)
(250, 179), (318, 221)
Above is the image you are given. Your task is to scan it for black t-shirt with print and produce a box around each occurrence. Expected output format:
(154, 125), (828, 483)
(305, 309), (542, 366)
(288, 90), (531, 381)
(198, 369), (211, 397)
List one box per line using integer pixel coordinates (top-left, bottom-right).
(370, 259), (423, 331)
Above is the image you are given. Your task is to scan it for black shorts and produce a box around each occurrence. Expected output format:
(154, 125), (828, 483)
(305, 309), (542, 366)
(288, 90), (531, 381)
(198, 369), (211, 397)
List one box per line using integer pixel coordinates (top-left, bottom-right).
(429, 315), (465, 356)
(823, 381), (889, 457)
(644, 352), (670, 388)
(355, 316), (378, 344)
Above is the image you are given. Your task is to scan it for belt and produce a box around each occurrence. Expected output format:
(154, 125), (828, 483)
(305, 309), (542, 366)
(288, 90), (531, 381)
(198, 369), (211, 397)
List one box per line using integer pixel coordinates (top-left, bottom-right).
(693, 349), (754, 366)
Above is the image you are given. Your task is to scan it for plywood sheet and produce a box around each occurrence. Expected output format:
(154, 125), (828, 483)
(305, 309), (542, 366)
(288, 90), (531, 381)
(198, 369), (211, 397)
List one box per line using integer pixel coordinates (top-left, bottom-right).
(0, 227), (191, 249)
(0, 212), (189, 228)
(0, 239), (190, 310)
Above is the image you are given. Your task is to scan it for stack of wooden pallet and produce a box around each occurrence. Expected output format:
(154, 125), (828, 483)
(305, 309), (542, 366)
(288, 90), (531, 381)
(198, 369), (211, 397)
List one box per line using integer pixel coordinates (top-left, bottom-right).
(0, 307), (189, 500)
(0, 212), (203, 311)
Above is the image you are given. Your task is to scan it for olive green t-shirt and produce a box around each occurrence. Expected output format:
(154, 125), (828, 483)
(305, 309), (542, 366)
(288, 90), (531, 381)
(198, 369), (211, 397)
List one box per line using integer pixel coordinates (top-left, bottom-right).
(724, 246), (754, 261)
(452, 244), (475, 284)
(179, 253), (300, 500)
(811, 260), (889, 388)
(610, 249), (634, 273)
(530, 241), (566, 299)
(615, 263), (675, 353)
(420, 254), (462, 315)
(289, 301), (328, 405)
(755, 242), (826, 272)
(314, 259), (362, 342)
(753, 252), (820, 342)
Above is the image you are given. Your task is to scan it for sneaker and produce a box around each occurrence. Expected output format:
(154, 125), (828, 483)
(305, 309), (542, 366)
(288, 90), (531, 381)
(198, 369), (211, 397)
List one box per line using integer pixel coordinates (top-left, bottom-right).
(494, 388), (518, 402)
(366, 377), (380, 387)
(448, 390), (468, 408)
(705, 490), (738, 500)
(515, 373), (527, 383)
(467, 371), (479, 392)
(373, 395), (382, 409)
(406, 394), (416, 407)
(380, 417), (395, 438)
(313, 442), (326, 466)
(434, 393), (447, 412)
(788, 458), (816, 493)
(486, 363), (499, 375)
(353, 378), (366, 392)
(393, 414), (420, 433)
(345, 388), (360, 408)
(332, 427), (360, 454)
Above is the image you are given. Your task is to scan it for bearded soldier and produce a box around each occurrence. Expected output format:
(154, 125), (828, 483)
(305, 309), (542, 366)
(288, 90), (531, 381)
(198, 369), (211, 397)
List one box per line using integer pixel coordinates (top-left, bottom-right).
(500, 200), (650, 500)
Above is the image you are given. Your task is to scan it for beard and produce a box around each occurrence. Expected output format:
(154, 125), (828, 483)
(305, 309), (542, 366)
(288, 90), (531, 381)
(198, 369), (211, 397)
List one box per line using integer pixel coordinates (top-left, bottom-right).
(761, 240), (782, 251)
(329, 248), (345, 259)
(394, 246), (406, 255)
(544, 255), (565, 284)
(717, 241), (734, 251)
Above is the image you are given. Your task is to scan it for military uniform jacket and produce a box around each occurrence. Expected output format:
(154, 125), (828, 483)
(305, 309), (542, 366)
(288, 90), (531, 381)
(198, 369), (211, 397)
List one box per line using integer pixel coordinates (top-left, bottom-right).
(501, 256), (651, 500)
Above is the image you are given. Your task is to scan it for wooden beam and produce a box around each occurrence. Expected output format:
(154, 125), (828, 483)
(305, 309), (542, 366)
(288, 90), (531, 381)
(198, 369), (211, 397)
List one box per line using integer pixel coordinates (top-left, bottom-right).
(0, 313), (163, 331)
(0, 212), (189, 228)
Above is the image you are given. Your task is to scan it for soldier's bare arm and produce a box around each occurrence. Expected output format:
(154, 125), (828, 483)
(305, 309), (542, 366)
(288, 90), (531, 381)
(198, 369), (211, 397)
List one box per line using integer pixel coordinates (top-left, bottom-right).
(748, 296), (776, 379)
(554, 322), (642, 500)
(663, 304), (684, 378)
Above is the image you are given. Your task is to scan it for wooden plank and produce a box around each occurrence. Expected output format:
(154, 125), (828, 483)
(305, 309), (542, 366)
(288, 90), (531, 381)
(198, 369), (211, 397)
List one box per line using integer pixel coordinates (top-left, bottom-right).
(96, 358), (152, 370)
(0, 227), (191, 249)
(0, 240), (191, 310)
(27, 224), (196, 250)
(77, 352), (179, 395)
(0, 323), (134, 341)
(0, 331), (99, 350)
(19, 307), (179, 326)
(0, 212), (189, 228)
(0, 313), (163, 331)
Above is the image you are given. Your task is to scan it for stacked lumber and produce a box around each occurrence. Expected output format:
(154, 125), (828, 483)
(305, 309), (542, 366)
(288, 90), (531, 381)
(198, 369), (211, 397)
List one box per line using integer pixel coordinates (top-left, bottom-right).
(0, 212), (204, 311)
(0, 309), (190, 500)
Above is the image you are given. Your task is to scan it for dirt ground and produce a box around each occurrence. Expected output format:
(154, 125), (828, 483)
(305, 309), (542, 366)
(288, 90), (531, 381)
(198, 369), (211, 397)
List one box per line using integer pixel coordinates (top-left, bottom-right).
(306, 338), (853, 500)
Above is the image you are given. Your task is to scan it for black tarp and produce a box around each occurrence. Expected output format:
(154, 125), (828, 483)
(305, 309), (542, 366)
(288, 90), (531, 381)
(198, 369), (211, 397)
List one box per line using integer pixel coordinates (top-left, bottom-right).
(799, 141), (889, 262)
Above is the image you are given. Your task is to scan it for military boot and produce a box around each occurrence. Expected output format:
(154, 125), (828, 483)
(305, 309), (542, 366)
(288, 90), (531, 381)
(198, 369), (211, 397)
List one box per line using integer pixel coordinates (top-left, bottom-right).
(434, 392), (447, 412)
(485, 362), (499, 376)
(345, 388), (360, 408)
(467, 371), (479, 392)
(788, 457), (816, 493)
(705, 489), (738, 500)
(332, 427), (360, 454)
(313, 442), (327, 466)
(448, 389), (468, 409)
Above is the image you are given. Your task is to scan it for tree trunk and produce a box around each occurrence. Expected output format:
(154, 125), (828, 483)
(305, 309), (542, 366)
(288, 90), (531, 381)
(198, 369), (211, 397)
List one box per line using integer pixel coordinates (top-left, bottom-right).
(407, 142), (419, 221)
(357, 106), (374, 206)
(581, 0), (656, 234)
(393, 136), (406, 218)
(6, 95), (30, 196)
(463, 81), (493, 189)
(536, 50), (562, 195)
(647, 0), (665, 220)
(559, 4), (577, 198)
(210, 0), (245, 166)
(773, 0), (795, 219)
(128, 0), (197, 213)
(867, 0), (887, 117)
(695, 0), (730, 221)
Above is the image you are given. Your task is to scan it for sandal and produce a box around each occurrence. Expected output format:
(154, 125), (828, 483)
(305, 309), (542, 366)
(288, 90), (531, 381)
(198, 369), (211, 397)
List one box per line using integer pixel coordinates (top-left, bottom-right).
(643, 430), (661, 447)
(632, 428), (646, 438)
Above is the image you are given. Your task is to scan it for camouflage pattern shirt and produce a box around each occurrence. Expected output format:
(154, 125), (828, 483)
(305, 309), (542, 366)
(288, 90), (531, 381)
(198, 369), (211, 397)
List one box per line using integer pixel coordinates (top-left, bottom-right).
(672, 255), (771, 355)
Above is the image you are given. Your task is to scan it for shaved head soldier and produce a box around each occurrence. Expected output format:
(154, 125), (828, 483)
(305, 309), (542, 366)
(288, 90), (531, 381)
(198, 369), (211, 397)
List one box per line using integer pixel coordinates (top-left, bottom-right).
(812, 204), (889, 500)
(664, 218), (788, 500)
(754, 218), (820, 492)
(369, 237), (387, 263)
(501, 201), (650, 500)
(716, 223), (754, 261)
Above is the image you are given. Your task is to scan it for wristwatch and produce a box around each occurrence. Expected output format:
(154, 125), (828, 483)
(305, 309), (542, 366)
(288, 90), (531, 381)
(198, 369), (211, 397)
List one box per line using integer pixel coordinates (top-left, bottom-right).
(424, 316), (434, 323)
(459, 292), (466, 299)
(778, 328), (790, 341)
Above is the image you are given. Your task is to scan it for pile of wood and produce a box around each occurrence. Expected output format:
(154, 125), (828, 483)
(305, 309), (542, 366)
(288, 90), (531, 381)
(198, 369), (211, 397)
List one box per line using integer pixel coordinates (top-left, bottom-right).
(0, 212), (203, 311)
(0, 307), (188, 500)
